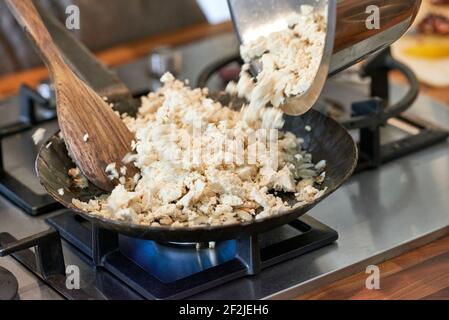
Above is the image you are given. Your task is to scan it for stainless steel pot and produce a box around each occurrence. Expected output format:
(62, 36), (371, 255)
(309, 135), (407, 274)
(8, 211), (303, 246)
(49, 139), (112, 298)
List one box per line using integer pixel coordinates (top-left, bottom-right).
(331, 0), (421, 73)
(228, 0), (421, 115)
(228, 0), (422, 74)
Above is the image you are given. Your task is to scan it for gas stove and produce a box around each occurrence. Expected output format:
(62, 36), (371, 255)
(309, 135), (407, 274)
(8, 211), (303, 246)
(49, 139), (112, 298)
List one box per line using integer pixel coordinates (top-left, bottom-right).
(0, 32), (448, 300)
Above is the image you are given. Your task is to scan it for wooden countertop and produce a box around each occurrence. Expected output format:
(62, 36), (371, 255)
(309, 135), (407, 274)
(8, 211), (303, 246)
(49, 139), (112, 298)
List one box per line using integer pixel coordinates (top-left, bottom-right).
(297, 235), (449, 300)
(0, 21), (448, 300)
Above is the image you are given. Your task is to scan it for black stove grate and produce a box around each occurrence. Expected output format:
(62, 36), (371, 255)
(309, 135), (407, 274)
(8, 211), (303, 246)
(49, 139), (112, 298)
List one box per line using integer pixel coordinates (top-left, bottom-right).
(0, 85), (60, 215)
(347, 49), (449, 172)
(0, 212), (337, 300)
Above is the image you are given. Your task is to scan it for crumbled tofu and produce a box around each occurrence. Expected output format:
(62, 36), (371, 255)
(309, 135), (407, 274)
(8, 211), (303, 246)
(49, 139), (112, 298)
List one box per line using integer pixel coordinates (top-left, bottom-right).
(237, 6), (326, 125)
(316, 171), (326, 184)
(315, 159), (326, 171)
(122, 153), (138, 165)
(273, 166), (296, 193)
(68, 167), (89, 189)
(58, 188), (64, 196)
(32, 128), (46, 145)
(105, 162), (119, 180)
(225, 81), (238, 96)
(305, 125), (312, 132)
(131, 140), (137, 151)
(72, 73), (327, 227)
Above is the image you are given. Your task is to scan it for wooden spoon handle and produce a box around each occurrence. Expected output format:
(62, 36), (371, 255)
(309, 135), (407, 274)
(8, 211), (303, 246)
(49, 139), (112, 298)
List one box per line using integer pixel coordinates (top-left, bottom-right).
(5, 0), (68, 74)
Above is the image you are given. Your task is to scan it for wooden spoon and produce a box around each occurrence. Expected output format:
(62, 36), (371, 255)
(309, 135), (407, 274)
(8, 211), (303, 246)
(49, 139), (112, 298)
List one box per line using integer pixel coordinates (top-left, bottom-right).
(6, 0), (136, 191)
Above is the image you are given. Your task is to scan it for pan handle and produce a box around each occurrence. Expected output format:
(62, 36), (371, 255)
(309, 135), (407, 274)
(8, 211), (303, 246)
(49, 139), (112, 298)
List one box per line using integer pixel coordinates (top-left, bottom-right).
(0, 228), (65, 279)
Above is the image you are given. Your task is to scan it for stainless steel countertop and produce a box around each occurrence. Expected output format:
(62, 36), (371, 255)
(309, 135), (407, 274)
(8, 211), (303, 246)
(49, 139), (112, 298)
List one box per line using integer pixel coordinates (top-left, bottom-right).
(0, 33), (448, 300)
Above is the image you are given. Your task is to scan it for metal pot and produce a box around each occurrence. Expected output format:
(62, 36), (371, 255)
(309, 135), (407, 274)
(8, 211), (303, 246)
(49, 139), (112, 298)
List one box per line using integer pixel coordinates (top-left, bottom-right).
(228, 0), (421, 74)
(332, 0), (421, 74)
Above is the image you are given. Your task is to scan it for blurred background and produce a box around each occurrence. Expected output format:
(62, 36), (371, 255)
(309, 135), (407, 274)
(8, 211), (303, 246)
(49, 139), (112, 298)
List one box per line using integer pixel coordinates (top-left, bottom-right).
(0, 0), (230, 95)
(0, 0), (230, 75)
(0, 0), (448, 96)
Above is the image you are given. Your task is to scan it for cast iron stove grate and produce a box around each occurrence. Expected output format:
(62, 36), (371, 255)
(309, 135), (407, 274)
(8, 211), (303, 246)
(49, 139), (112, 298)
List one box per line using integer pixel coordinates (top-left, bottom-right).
(0, 85), (60, 215)
(0, 212), (337, 300)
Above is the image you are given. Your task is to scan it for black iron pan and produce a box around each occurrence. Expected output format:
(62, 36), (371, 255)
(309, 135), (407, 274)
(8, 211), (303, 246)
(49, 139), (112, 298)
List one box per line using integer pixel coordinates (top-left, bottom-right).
(36, 96), (357, 243)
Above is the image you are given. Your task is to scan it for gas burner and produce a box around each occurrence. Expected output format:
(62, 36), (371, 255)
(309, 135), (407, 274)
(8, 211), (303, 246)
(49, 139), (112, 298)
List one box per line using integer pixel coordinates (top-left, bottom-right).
(0, 266), (19, 300)
(197, 48), (449, 173)
(0, 212), (337, 300)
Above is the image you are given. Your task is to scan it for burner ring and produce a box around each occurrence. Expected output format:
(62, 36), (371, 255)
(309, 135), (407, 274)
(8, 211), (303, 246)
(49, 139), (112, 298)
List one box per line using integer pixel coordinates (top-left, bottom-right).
(0, 266), (19, 300)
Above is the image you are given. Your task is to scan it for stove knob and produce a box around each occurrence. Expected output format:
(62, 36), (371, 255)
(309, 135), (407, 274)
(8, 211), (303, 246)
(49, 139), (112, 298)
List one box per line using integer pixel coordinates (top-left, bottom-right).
(148, 46), (183, 78)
